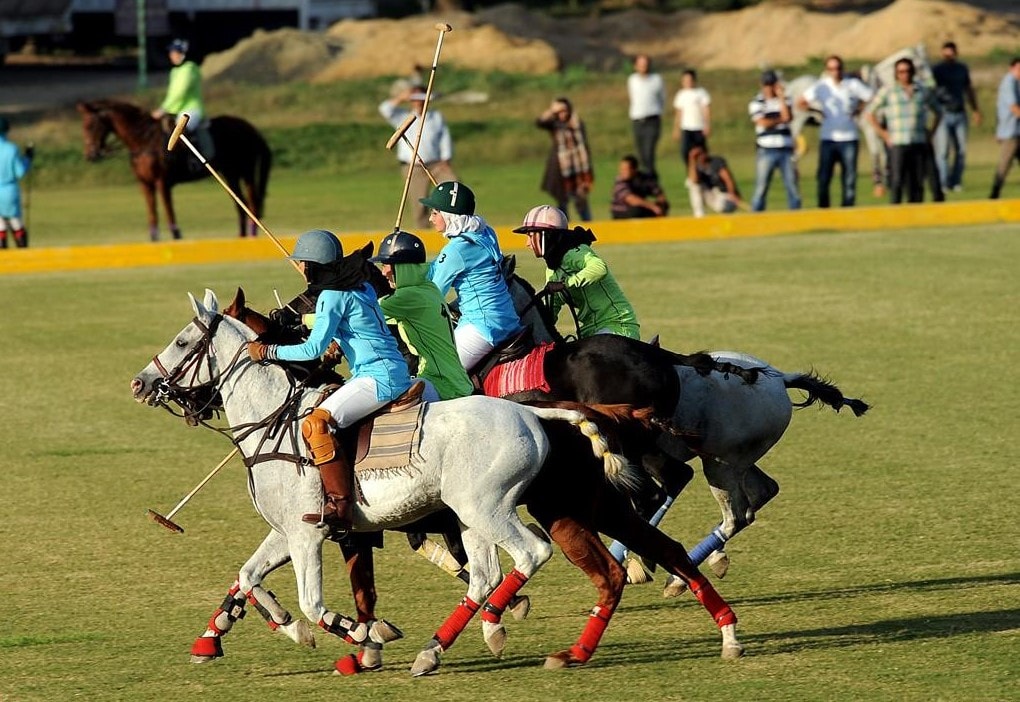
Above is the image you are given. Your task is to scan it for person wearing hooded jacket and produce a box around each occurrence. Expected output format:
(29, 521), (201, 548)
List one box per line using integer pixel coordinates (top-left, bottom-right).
(421, 181), (523, 372)
(514, 205), (640, 340)
(372, 230), (473, 402)
(248, 229), (411, 530)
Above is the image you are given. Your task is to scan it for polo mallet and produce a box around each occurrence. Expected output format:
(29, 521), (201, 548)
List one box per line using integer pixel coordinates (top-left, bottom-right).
(386, 113), (439, 187)
(167, 115), (302, 275)
(393, 22), (452, 231)
(147, 446), (240, 533)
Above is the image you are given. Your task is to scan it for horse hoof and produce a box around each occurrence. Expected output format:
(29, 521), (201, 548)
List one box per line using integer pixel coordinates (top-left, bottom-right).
(370, 618), (404, 644)
(190, 635), (223, 662)
(410, 647), (441, 677)
(281, 619), (316, 648)
(508, 594), (531, 621)
(707, 550), (730, 579)
(334, 649), (384, 676)
(662, 574), (688, 598)
(625, 557), (653, 585)
(483, 621), (507, 658)
(543, 650), (584, 670)
(722, 642), (745, 660)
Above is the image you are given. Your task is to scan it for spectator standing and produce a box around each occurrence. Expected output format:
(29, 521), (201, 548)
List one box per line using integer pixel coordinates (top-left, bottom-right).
(866, 58), (942, 204)
(990, 58), (1020, 200)
(611, 155), (669, 219)
(672, 69), (711, 170)
(686, 146), (742, 218)
(749, 70), (801, 212)
(0, 117), (33, 249)
(379, 85), (456, 229)
(932, 42), (981, 192)
(797, 55), (873, 207)
(627, 54), (665, 177)
(536, 97), (594, 222)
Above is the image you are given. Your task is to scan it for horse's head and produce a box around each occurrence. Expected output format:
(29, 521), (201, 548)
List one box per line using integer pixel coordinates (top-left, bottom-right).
(131, 290), (252, 417)
(76, 101), (114, 162)
(501, 256), (560, 345)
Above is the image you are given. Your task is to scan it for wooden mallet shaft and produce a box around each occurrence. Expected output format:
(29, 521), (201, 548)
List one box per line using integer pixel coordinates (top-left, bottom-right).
(147, 446), (240, 533)
(386, 114), (439, 187)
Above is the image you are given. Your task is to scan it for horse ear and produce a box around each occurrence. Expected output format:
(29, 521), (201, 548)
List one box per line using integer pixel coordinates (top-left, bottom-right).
(203, 289), (219, 314)
(360, 241), (374, 257)
(508, 254), (517, 275)
(189, 292), (207, 319)
(231, 287), (245, 310)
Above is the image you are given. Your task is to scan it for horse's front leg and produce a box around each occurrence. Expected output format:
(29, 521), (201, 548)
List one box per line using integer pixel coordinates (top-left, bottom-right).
(288, 529), (401, 675)
(157, 179), (181, 240)
(190, 530), (307, 662)
(333, 534), (401, 676)
(138, 181), (160, 242)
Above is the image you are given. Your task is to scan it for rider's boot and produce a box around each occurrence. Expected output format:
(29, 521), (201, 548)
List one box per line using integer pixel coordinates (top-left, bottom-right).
(300, 408), (354, 530)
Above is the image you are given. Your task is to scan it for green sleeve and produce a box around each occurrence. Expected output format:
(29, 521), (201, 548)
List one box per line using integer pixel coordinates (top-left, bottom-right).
(563, 247), (608, 288)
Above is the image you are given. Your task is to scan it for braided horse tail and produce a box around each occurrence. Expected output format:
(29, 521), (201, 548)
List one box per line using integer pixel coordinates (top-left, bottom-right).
(784, 371), (870, 417)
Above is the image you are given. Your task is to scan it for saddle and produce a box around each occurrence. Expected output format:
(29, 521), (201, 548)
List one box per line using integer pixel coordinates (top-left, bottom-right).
(471, 327), (537, 391)
(333, 381), (426, 475)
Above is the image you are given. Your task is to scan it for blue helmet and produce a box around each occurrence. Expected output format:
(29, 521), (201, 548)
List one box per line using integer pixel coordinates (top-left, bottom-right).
(288, 229), (343, 264)
(168, 38), (190, 55)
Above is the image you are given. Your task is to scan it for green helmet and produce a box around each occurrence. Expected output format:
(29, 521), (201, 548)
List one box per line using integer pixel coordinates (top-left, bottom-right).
(419, 181), (476, 216)
(372, 230), (426, 265)
(288, 229), (342, 264)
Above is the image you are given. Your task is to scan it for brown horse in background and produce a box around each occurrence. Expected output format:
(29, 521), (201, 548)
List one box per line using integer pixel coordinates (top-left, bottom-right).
(76, 99), (271, 241)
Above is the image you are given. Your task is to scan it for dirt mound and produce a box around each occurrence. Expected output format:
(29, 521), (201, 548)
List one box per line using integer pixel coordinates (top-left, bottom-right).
(200, 0), (1019, 85)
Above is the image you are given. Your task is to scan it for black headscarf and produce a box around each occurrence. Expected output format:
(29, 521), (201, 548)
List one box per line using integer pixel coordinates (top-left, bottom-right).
(304, 250), (374, 293)
(541, 226), (597, 270)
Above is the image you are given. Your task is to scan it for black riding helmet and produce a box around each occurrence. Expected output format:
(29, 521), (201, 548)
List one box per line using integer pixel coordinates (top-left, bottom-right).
(371, 230), (426, 265)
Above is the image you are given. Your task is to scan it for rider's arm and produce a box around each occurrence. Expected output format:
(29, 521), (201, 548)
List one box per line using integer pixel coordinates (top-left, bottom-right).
(274, 291), (343, 362)
(427, 245), (464, 297)
(563, 248), (608, 289)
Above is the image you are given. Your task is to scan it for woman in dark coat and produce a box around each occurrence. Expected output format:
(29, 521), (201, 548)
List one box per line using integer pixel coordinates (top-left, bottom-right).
(536, 97), (594, 221)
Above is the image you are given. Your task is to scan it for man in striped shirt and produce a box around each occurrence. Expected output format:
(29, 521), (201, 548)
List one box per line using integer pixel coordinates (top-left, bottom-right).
(748, 70), (801, 212)
(866, 58), (942, 204)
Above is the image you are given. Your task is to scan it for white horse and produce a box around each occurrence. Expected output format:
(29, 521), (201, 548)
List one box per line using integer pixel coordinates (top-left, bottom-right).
(503, 271), (868, 595)
(130, 289), (639, 675)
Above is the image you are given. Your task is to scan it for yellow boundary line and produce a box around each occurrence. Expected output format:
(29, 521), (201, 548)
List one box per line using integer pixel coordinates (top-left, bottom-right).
(2, 199), (1018, 276)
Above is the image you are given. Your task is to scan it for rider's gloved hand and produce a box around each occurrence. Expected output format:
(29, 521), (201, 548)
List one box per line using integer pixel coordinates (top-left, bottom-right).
(543, 280), (568, 295)
(248, 341), (277, 362)
(269, 307), (300, 329)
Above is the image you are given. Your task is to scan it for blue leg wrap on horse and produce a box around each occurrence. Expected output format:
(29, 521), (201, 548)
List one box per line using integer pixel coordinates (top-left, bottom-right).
(608, 494), (676, 563)
(688, 527), (728, 565)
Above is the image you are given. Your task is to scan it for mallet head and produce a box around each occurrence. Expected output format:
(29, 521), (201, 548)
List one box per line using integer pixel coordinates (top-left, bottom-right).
(147, 508), (185, 533)
(386, 113), (417, 150)
(167, 114), (190, 151)
(434, 22), (452, 32)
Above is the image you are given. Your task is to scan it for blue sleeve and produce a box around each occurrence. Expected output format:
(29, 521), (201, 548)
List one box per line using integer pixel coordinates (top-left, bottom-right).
(428, 244), (465, 296)
(275, 292), (342, 362)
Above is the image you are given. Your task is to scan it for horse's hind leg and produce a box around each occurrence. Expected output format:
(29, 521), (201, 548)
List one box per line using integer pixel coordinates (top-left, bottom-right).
(191, 530), (308, 662)
(157, 180), (181, 240)
(596, 491), (743, 660)
(539, 515), (626, 669)
(227, 175), (247, 237)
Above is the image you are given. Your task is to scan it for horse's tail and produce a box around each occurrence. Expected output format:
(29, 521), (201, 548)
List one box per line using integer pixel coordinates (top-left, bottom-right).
(525, 402), (639, 491)
(652, 345), (761, 385)
(784, 371), (870, 417)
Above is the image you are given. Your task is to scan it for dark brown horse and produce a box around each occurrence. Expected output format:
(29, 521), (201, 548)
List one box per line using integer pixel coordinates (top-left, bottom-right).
(76, 99), (271, 241)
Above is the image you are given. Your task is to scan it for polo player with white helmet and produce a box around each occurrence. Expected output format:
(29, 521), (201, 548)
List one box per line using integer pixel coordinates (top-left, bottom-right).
(514, 205), (640, 340)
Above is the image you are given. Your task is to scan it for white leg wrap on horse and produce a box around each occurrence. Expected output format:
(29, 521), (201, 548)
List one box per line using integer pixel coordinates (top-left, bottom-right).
(244, 585), (292, 630)
(207, 582), (247, 635)
(320, 611), (367, 645)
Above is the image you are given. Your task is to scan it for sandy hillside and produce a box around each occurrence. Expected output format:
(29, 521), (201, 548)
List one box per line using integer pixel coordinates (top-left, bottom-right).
(202, 0), (1020, 85)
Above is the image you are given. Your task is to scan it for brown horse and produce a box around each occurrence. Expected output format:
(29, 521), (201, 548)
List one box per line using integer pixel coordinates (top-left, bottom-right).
(76, 99), (271, 241)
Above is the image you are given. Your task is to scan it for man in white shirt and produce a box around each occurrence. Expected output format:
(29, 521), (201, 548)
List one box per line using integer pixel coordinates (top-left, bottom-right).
(672, 69), (712, 172)
(627, 54), (665, 178)
(379, 85), (456, 228)
(797, 55), (873, 208)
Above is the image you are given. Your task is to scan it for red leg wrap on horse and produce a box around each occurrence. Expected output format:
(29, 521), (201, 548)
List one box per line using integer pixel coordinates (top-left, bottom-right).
(481, 569), (529, 624)
(191, 635), (223, 658)
(569, 603), (615, 663)
(335, 654), (362, 676)
(435, 597), (480, 649)
(689, 576), (737, 627)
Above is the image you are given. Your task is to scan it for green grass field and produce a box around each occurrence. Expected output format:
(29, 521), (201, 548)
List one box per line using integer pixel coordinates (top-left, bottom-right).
(2, 222), (1018, 701)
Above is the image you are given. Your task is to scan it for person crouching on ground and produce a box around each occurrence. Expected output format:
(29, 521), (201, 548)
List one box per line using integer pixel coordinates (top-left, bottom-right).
(686, 146), (743, 217)
(611, 154), (669, 219)
(514, 205), (640, 340)
(248, 229), (412, 530)
(371, 230), (474, 402)
(422, 181), (524, 372)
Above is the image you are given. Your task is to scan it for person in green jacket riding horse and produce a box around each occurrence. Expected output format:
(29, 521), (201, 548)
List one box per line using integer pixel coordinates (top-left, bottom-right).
(372, 230), (474, 402)
(514, 205), (640, 339)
